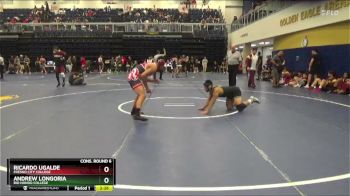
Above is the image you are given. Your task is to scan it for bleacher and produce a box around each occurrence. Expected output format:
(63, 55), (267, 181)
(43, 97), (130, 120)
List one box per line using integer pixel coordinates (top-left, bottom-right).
(1, 8), (224, 23)
(0, 7), (227, 70)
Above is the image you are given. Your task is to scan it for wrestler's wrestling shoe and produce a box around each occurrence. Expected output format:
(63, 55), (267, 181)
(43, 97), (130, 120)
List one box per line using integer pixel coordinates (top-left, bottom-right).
(249, 96), (260, 104)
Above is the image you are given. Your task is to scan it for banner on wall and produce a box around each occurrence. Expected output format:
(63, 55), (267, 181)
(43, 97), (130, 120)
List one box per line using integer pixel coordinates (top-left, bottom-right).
(232, 0), (350, 46)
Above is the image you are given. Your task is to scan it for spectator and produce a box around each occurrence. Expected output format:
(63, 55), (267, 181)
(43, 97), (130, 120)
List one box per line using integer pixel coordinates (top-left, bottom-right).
(87, 9), (94, 17)
(194, 57), (200, 74)
(53, 47), (67, 87)
(202, 56), (208, 72)
(271, 51), (284, 88)
(310, 71), (334, 91)
(108, 56), (114, 73)
(189, 56), (195, 73)
(69, 56), (86, 86)
(71, 56), (78, 72)
(288, 72), (304, 87)
(66, 56), (72, 72)
(246, 48), (258, 88)
(221, 58), (228, 74)
(310, 74), (323, 88)
(121, 55), (128, 72)
(23, 55), (31, 74)
(262, 55), (272, 81)
(14, 55), (21, 74)
(116, 55), (122, 72)
(213, 61), (218, 72)
(172, 56), (179, 78)
(80, 56), (87, 74)
(176, 56), (183, 76)
(3, 7), (224, 24)
(256, 51), (263, 80)
(34, 57), (40, 72)
(126, 56), (132, 73)
(0, 54), (4, 79)
(233, 16), (238, 22)
(19, 55), (25, 74)
(98, 55), (104, 74)
(305, 49), (321, 88)
(334, 72), (350, 95)
(281, 68), (292, 86)
(319, 71), (337, 93)
(39, 55), (47, 74)
(191, 0), (197, 8)
(184, 55), (190, 77)
(226, 45), (242, 86)
(8, 56), (16, 74)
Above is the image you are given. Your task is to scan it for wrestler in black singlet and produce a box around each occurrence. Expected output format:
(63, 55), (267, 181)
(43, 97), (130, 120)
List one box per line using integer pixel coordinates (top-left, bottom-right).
(211, 86), (241, 99)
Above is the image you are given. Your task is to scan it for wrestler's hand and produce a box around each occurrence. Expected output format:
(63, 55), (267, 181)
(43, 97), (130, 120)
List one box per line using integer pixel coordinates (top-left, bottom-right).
(146, 88), (152, 93)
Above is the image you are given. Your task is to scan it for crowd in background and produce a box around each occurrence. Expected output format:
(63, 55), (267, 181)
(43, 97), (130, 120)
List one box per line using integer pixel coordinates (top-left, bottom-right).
(0, 53), (225, 75)
(237, 48), (350, 95)
(1, 50), (349, 95)
(1, 1), (223, 24)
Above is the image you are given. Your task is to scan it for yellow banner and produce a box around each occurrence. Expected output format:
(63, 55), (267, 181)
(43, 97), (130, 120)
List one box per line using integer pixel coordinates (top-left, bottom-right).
(280, 0), (350, 27)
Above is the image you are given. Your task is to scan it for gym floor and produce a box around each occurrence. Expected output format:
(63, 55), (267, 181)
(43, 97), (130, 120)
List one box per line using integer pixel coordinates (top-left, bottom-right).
(0, 72), (349, 196)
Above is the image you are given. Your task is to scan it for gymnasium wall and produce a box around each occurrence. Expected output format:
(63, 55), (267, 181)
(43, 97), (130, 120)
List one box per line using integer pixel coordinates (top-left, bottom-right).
(230, 0), (350, 45)
(274, 21), (350, 49)
(273, 21), (350, 76)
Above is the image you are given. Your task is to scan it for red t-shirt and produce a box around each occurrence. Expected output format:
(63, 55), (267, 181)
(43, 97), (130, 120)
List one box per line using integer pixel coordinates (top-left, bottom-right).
(122, 56), (127, 65)
(337, 79), (349, 92)
(81, 57), (86, 67)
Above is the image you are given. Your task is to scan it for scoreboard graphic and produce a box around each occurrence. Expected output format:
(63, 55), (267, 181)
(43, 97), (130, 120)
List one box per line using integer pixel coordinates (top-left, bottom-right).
(7, 158), (116, 191)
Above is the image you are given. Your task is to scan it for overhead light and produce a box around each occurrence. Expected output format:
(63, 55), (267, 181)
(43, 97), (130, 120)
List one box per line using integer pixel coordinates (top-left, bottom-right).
(251, 44), (256, 47)
(259, 42), (264, 45)
(269, 47), (273, 50)
(235, 47), (238, 50)
(265, 41), (270, 45)
(239, 46), (244, 49)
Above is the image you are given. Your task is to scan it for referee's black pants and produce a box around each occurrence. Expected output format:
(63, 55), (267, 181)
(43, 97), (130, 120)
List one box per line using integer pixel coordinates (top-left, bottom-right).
(0, 65), (4, 79)
(228, 64), (238, 86)
(153, 70), (163, 80)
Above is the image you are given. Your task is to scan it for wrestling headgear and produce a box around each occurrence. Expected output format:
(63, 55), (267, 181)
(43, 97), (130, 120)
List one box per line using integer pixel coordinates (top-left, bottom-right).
(203, 80), (213, 92)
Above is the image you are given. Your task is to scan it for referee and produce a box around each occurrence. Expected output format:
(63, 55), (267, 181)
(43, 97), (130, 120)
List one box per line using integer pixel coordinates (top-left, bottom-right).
(226, 45), (242, 86)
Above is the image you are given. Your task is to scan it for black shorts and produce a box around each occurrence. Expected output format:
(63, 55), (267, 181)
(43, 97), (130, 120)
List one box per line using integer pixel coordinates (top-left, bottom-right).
(309, 67), (321, 75)
(222, 86), (241, 99)
(128, 79), (143, 89)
